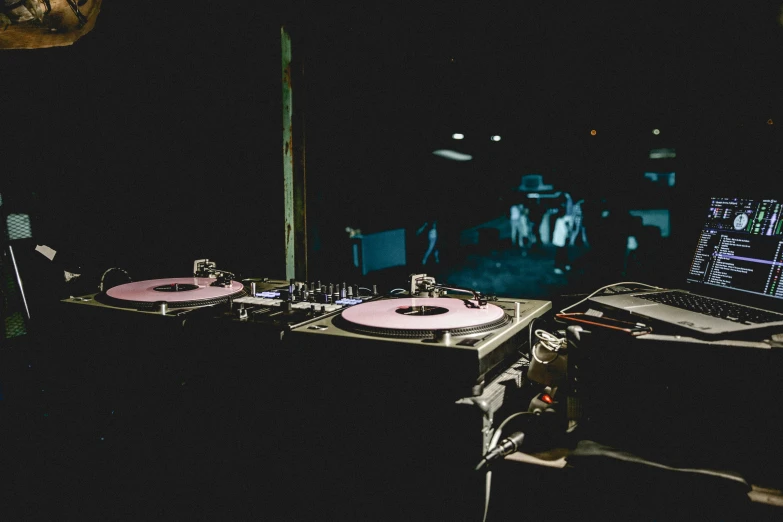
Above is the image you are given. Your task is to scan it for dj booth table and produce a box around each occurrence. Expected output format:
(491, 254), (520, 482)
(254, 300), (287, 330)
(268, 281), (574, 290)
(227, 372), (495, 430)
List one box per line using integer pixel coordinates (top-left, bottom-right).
(40, 272), (783, 520)
(486, 321), (783, 521)
(51, 275), (551, 521)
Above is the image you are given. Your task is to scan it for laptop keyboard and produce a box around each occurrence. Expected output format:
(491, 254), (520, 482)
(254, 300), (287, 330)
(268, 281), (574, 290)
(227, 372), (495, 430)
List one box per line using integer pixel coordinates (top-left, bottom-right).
(637, 291), (783, 324)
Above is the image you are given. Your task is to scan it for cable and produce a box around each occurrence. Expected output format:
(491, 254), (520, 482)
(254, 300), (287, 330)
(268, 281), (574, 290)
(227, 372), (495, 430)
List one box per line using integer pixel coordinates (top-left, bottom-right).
(524, 316), (540, 357)
(556, 281), (664, 319)
(99, 267), (131, 293)
(479, 411), (536, 522)
(534, 329), (566, 352)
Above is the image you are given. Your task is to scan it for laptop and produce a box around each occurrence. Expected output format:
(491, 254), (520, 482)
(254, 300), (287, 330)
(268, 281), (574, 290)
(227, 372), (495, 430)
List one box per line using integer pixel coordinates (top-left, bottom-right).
(588, 196), (783, 337)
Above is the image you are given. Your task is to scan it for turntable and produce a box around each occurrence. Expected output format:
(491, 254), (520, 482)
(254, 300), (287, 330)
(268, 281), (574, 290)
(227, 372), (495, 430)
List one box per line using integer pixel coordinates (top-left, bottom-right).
(63, 276), (247, 315)
(286, 275), (550, 393)
(279, 275), (551, 521)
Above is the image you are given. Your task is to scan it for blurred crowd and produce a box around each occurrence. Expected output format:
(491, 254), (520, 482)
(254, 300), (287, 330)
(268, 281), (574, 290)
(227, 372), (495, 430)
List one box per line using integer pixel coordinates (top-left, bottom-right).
(509, 192), (664, 283)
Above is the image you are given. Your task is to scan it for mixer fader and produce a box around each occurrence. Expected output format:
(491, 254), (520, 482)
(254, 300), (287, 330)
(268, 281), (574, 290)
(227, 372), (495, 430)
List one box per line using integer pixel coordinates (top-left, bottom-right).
(226, 279), (380, 328)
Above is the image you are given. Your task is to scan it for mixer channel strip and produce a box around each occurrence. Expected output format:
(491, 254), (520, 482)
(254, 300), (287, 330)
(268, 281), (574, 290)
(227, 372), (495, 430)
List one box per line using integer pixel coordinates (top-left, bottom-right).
(234, 296), (344, 313)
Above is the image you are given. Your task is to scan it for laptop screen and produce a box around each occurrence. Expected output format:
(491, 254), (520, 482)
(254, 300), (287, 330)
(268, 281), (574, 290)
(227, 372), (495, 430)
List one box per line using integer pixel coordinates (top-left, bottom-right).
(686, 197), (783, 301)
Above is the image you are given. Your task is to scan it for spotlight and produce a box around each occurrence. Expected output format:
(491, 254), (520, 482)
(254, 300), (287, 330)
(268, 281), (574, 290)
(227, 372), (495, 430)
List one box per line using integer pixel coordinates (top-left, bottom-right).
(652, 128), (660, 135)
(452, 133), (465, 140)
(490, 135), (501, 142)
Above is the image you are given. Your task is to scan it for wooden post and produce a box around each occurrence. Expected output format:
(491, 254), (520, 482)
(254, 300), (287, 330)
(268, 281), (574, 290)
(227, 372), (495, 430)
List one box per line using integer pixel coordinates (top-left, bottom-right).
(281, 25), (308, 281)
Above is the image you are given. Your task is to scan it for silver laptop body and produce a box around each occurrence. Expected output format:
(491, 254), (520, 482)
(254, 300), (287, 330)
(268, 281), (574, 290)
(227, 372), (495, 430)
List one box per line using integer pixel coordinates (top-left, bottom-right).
(589, 197), (783, 337)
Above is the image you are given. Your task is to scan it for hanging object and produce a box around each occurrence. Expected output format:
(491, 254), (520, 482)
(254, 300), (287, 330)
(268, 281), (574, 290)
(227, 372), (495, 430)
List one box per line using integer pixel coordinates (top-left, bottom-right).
(0, 0), (102, 49)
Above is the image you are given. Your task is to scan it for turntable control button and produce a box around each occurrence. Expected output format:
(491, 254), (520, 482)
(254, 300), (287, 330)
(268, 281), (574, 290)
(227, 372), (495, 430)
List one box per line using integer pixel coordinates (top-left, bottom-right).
(308, 324), (329, 331)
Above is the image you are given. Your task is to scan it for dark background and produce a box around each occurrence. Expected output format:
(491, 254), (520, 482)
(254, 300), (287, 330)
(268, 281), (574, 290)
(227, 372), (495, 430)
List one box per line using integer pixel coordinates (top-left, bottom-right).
(1, 5), (782, 519)
(2, 1), (782, 288)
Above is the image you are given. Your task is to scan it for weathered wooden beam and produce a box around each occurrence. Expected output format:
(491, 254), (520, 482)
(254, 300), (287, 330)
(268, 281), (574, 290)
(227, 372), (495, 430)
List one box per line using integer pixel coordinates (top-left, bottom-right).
(281, 24), (307, 281)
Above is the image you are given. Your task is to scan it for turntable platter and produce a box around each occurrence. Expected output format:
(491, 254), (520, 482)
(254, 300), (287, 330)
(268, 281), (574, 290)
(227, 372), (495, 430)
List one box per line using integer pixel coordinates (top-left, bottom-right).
(102, 277), (246, 310)
(338, 297), (510, 338)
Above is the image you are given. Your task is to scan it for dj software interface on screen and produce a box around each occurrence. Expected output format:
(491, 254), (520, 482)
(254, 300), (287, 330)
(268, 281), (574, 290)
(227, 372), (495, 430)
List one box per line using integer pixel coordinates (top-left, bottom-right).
(688, 198), (783, 299)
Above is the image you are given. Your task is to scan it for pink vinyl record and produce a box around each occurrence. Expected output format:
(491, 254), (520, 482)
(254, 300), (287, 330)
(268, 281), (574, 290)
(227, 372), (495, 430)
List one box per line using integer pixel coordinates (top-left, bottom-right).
(341, 298), (505, 330)
(106, 277), (244, 303)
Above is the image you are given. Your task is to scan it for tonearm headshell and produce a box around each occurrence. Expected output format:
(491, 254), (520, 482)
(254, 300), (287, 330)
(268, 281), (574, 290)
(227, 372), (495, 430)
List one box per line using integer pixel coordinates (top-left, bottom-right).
(408, 273), (497, 308)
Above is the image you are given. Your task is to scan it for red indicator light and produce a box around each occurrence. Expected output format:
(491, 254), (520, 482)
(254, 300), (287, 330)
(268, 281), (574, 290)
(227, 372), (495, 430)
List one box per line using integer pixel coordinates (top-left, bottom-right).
(541, 394), (553, 404)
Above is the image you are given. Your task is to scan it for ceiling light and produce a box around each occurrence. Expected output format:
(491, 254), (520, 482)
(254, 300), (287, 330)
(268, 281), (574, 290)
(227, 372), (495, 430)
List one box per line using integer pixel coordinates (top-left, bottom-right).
(432, 149), (473, 161)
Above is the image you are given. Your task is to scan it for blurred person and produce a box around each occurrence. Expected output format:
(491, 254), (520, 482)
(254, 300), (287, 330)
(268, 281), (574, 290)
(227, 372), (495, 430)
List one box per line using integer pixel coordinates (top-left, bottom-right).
(510, 203), (522, 247)
(625, 221), (666, 281)
(519, 205), (531, 250)
(569, 198), (588, 247)
(552, 198), (575, 274)
(538, 207), (557, 245)
(580, 198), (634, 284)
(525, 198), (544, 248)
(417, 220), (440, 265)
(510, 203), (530, 248)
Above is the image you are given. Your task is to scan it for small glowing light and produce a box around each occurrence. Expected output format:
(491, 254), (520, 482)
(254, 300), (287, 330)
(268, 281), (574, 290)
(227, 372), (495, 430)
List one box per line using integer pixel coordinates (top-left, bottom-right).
(490, 135), (501, 142)
(768, 119), (774, 125)
(452, 133), (465, 140)
(652, 128), (660, 135)
(590, 129), (597, 136)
